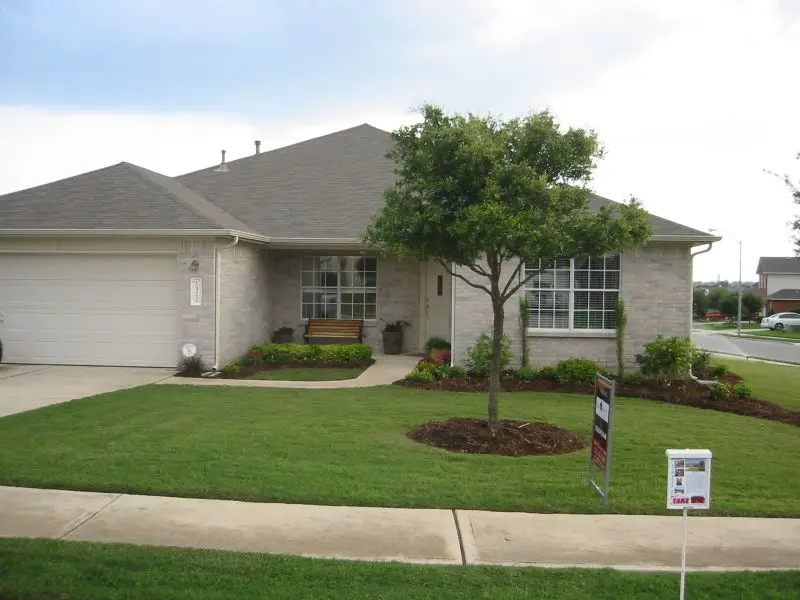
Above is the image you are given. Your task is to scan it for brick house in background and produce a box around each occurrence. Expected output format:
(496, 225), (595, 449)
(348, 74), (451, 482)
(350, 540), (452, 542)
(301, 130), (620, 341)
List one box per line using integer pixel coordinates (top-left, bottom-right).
(757, 257), (800, 314)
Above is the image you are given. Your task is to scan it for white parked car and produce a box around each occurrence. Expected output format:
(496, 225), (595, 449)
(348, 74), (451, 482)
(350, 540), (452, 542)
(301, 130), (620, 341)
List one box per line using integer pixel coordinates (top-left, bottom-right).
(761, 312), (800, 331)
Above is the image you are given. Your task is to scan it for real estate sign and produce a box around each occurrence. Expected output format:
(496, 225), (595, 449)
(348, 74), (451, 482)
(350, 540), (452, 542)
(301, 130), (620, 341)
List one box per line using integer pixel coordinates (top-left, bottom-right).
(666, 449), (712, 510)
(588, 374), (615, 503)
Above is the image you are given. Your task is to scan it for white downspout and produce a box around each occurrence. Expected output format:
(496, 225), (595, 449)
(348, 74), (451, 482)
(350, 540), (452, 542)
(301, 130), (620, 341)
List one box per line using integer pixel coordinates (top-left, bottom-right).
(213, 236), (239, 370)
(450, 262), (456, 367)
(689, 242), (715, 383)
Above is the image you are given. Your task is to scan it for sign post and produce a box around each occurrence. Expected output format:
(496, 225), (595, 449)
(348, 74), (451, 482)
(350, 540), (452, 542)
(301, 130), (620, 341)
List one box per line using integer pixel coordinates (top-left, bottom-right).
(588, 374), (615, 504)
(665, 448), (713, 600)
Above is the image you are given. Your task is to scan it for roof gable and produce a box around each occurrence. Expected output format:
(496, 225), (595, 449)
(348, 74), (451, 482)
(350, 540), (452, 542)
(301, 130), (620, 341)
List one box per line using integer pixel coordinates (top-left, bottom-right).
(0, 162), (256, 233)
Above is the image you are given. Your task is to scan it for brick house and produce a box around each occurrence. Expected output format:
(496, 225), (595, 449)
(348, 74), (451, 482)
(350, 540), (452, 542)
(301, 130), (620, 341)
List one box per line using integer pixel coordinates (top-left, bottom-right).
(757, 257), (800, 314)
(0, 125), (717, 370)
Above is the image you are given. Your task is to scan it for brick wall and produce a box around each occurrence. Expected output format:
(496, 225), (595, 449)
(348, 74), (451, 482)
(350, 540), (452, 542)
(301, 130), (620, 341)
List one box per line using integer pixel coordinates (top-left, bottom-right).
(452, 243), (693, 371)
(217, 241), (270, 366)
(177, 239), (217, 368)
(269, 251), (420, 353)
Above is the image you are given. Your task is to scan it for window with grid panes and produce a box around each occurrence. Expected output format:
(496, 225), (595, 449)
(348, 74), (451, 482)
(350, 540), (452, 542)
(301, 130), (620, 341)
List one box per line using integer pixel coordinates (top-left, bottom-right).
(524, 255), (620, 330)
(301, 256), (377, 320)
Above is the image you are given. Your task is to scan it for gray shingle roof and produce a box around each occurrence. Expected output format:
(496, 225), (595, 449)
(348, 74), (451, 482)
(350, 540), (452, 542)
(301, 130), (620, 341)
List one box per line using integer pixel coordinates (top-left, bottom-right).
(0, 161), (258, 233)
(767, 288), (800, 300)
(178, 124), (395, 239)
(757, 256), (800, 274)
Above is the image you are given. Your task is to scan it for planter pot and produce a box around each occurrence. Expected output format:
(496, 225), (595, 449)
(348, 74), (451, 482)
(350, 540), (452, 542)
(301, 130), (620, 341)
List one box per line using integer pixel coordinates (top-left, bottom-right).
(427, 348), (450, 361)
(271, 332), (294, 344)
(382, 331), (403, 355)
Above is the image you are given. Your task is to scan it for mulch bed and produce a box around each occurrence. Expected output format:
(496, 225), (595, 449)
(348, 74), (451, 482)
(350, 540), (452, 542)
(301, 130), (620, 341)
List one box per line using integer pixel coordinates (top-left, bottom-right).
(407, 418), (587, 457)
(179, 360), (374, 379)
(396, 372), (800, 427)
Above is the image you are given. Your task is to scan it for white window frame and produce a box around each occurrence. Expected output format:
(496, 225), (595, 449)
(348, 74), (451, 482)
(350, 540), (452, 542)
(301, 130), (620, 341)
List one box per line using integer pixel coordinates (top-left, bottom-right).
(523, 254), (621, 333)
(300, 255), (378, 321)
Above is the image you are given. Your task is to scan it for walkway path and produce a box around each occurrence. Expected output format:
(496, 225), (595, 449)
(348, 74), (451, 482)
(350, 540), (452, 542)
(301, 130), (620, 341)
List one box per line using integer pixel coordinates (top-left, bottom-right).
(2, 486), (798, 571)
(157, 355), (420, 389)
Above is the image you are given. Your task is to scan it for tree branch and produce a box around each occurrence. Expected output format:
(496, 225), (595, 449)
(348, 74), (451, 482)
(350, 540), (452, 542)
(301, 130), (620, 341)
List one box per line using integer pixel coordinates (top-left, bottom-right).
(501, 268), (538, 303)
(436, 259), (492, 296)
(501, 259), (525, 298)
(466, 263), (490, 278)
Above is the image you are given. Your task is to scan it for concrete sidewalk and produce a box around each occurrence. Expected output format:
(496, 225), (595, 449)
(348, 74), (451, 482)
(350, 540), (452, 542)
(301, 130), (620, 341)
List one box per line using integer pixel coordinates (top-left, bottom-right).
(156, 355), (420, 389)
(2, 486), (799, 571)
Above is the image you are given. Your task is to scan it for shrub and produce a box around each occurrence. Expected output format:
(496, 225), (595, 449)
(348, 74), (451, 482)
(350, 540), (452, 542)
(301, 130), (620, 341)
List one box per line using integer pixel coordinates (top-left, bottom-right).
(537, 365), (557, 381)
(555, 358), (601, 384)
(733, 383), (752, 399)
(318, 344), (373, 363)
(691, 349), (711, 374)
(441, 364), (466, 378)
(433, 351), (452, 365)
(711, 364), (729, 378)
(622, 372), (648, 385)
(635, 336), (695, 385)
(424, 336), (452, 351)
(406, 359), (451, 382)
(249, 343), (372, 365)
(221, 361), (242, 375)
(464, 332), (512, 378)
(180, 354), (206, 376)
(516, 365), (539, 381)
(709, 382), (732, 401)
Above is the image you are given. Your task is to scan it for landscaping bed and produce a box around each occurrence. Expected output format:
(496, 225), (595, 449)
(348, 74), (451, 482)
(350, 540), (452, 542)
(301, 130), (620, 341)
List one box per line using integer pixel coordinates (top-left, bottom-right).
(397, 371), (800, 427)
(408, 418), (586, 457)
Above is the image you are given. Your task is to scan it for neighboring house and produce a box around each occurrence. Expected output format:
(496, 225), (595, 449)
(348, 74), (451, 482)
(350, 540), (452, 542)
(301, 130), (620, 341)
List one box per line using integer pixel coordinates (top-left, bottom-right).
(0, 125), (718, 370)
(756, 257), (800, 313)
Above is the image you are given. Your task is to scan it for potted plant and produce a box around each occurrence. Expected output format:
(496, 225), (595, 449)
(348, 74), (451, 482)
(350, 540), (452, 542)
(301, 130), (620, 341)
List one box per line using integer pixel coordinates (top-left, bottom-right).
(271, 326), (294, 344)
(381, 319), (409, 355)
(424, 336), (451, 361)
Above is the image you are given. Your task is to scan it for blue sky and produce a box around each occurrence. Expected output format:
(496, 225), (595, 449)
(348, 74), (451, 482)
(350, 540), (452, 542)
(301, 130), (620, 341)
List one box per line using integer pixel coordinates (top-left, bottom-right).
(1, 0), (799, 280)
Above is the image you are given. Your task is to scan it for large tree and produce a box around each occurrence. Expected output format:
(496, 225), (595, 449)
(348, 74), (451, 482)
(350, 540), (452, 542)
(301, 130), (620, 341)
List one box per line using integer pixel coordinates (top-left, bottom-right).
(742, 290), (764, 320)
(365, 105), (651, 432)
(693, 288), (710, 320)
(767, 152), (799, 255)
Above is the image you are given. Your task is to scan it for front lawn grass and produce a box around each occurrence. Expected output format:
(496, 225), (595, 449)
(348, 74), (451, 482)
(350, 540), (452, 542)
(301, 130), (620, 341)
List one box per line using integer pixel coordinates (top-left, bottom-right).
(2, 539), (798, 600)
(694, 322), (760, 331)
(0, 385), (797, 517)
(744, 329), (800, 340)
(715, 357), (800, 410)
(246, 367), (366, 381)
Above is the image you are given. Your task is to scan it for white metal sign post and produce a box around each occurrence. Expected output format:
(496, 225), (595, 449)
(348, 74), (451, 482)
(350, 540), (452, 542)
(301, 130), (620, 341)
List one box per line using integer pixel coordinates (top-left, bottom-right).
(665, 448), (713, 600)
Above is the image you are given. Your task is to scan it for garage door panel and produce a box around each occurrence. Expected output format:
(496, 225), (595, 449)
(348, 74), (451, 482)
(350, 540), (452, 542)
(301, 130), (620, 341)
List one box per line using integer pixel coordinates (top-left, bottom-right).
(0, 254), (179, 367)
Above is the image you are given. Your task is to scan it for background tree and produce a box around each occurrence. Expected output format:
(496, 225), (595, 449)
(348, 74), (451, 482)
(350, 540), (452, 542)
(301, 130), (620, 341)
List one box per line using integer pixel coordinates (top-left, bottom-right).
(693, 289), (710, 320)
(708, 286), (727, 311)
(365, 105), (652, 433)
(766, 152), (799, 255)
(742, 290), (764, 321)
(719, 293), (739, 321)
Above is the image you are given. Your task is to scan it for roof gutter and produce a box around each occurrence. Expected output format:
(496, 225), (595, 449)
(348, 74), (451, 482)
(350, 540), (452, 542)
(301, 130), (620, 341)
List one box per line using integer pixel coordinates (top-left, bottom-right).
(651, 234), (722, 244)
(0, 228), (270, 244)
(268, 237), (365, 250)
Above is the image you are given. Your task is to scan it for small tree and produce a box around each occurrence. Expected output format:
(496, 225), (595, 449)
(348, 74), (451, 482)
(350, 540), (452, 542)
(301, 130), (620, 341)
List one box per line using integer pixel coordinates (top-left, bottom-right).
(707, 286), (727, 311)
(719, 293), (739, 321)
(365, 105), (652, 433)
(766, 153), (799, 255)
(742, 290), (764, 321)
(692, 289), (710, 320)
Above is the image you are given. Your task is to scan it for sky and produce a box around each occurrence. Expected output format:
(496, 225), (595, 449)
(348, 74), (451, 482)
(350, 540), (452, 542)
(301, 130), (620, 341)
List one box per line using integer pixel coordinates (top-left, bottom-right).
(1, 0), (799, 281)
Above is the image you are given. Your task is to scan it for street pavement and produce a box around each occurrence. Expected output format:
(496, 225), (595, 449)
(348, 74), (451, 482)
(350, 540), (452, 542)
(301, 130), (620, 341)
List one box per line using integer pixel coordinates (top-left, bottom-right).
(2, 486), (799, 571)
(692, 330), (800, 364)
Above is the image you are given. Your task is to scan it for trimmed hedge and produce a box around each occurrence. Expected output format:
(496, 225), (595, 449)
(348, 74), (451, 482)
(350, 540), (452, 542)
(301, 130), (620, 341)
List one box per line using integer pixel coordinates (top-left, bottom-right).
(246, 343), (372, 366)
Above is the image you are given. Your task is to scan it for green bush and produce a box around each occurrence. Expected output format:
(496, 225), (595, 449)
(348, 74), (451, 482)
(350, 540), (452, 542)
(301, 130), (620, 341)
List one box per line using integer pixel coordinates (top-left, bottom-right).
(537, 365), (557, 381)
(318, 344), (373, 363)
(442, 364), (466, 378)
(424, 336), (452, 351)
(709, 382), (732, 401)
(249, 343), (372, 365)
(516, 365), (539, 381)
(464, 332), (512, 378)
(711, 364), (729, 378)
(635, 336), (695, 385)
(221, 361), (242, 375)
(555, 358), (601, 384)
(733, 383), (752, 399)
(622, 372), (648, 385)
(691, 349), (711, 374)
(406, 360), (451, 382)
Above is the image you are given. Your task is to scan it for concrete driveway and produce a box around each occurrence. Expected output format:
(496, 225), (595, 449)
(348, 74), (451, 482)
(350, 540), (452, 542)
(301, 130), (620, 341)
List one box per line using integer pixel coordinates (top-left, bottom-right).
(0, 365), (173, 418)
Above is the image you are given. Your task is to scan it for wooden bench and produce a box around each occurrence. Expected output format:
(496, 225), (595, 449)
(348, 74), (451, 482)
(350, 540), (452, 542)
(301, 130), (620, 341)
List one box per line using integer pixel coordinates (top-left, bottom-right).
(304, 319), (364, 345)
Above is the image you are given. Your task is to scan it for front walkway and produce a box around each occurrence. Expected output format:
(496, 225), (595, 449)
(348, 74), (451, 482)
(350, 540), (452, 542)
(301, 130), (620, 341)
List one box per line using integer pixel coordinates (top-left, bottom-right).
(2, 486), (798, 571)
(157, 355), (420, 389)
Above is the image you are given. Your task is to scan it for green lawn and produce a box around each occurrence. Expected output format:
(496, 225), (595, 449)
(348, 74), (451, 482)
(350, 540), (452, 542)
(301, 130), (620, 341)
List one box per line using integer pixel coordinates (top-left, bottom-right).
(715, 357), (800, 410)
(743, 329), (800, 340)
(246, 367), (366, 381)
(0, 385), (797, 517)
(1, 539), (798, 600)
(694, 322), (761, 331)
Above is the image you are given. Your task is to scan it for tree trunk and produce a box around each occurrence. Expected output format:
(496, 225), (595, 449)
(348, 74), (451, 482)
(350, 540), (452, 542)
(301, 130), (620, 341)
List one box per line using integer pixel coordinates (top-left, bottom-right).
(487, 297), (505, 436)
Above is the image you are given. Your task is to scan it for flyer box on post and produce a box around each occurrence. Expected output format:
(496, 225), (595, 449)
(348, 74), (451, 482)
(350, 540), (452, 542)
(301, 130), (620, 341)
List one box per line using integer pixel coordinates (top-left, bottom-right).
(665, 449), (712, 510)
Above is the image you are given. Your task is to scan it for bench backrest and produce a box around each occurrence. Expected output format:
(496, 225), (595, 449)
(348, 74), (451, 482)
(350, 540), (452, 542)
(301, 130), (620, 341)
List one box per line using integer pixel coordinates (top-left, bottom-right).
(305, 319), (363, 338)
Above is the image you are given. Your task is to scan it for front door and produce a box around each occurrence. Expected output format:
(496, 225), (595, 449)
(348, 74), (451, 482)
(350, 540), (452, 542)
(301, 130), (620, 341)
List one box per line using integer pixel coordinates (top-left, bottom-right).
(424, 261), (452, 342)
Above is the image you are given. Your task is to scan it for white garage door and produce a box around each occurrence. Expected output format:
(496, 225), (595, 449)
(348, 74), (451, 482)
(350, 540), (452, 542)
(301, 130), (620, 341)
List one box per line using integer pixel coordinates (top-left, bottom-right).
(0, 254), (178, 367)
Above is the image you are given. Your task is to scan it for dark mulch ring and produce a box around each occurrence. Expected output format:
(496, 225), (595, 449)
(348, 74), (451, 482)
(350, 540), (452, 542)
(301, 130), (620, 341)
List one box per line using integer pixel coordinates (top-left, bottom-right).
(408, 417), (587, 457)
(396, 373), (800, 427)
(179, 360), (375, 379)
